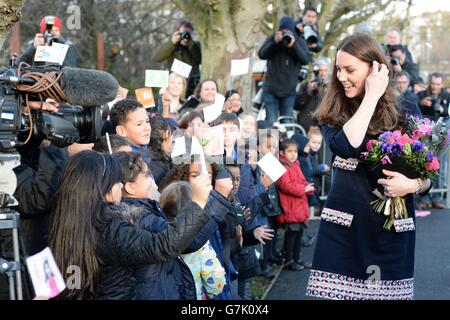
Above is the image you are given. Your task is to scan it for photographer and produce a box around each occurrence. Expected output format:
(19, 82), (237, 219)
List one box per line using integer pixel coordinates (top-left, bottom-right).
(294, 58), (329, 132)
(295, 6), (323, 53)
(383, 27), (414, 64)
(388, 44), (422, 88)
(417, 72), (449, 120)
(16, 16), (77, 67)
(152, 19), (201, 98)
(394, 71), (419, 107)
(258, 16), (311, 126)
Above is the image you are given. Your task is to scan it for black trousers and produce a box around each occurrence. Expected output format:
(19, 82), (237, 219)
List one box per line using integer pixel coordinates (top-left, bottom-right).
(284, 223), (304, 263)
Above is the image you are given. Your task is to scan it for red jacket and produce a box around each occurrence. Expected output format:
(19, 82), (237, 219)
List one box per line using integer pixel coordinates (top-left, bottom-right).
(276, 156), (311, 224)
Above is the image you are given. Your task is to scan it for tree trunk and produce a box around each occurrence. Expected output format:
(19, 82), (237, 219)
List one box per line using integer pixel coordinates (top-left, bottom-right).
(171, 0), (270, 110)
(0, 0), (23, 50)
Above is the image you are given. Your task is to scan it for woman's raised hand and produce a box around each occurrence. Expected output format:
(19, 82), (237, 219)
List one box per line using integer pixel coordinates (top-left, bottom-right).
(365, 61), (389, 101)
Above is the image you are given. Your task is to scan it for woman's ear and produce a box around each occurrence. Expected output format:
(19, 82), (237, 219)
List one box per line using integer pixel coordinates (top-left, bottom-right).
(124, 182), (135, 195)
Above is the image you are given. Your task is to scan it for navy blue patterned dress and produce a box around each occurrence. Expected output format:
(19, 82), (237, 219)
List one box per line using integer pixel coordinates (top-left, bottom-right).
(306, 125), (416, 300)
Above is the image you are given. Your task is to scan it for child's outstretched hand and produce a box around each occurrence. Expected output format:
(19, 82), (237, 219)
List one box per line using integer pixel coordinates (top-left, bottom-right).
(260, 174), (273, 190)
(215, 178), (233, 199)
(305, 183), (315, 193)
(192, 174), (212, 209)
(253, 225), (275, 245)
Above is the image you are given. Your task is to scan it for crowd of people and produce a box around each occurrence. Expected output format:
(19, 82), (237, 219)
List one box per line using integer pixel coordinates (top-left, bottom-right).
(1, 7), (449, 301)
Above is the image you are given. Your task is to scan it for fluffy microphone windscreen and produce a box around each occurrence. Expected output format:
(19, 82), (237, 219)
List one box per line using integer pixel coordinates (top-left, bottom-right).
(60, 67), (119, 107)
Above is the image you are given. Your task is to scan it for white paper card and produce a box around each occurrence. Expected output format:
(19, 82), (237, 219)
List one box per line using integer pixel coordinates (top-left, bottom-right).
(171, 136), (187, 158)
(145, 70), (169, 88)
(34, 43), (69, 65)
(26, 247), (66, 299)
(190, 136), (208, 175)
(171, 59), (192, 78)
(257, 152), (287, 182)
(199, 125), (224, 156)
(230, 58), (250, 76)
(202, 93), (225, 123)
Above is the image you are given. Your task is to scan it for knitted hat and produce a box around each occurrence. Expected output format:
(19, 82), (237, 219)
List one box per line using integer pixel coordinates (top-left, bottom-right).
(278, 16), (295, 33)
(40, 16), (63, 34)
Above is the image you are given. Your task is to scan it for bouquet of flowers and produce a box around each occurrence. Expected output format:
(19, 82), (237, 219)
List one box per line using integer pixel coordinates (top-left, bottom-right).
(361, 116), (450, 231)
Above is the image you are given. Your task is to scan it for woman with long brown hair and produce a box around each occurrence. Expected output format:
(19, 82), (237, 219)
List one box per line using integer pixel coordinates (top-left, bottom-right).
(306, 34), (430, 300)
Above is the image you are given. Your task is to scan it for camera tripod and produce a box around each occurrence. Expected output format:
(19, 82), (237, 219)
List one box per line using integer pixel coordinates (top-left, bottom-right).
(0, 209), (23, 300)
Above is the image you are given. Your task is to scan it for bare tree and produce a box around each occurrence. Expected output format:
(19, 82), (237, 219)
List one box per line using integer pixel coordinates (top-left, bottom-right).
(0, 0), (23, 50)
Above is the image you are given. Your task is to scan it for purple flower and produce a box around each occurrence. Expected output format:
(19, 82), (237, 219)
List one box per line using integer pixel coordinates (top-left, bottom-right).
(426, 151), (433, 162)
(381, 143), (389, 153)
(379, 132), (393, 142)
(412, 141), (424, 152)
(387, 142), (403, 156)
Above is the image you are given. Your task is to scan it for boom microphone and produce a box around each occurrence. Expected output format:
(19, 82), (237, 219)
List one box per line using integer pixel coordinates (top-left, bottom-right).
(59, 67), (119, 107)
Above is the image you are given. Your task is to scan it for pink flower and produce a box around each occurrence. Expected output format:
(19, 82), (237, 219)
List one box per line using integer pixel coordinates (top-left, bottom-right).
(381, 155), (392, 165)
(412, 129), (425, 140)
(366, 139), (377, 151)
(425, 157), (440, 171)
(361, 152), (369, 159)
(396, 134), (413, 145)
(418, 124), (433, 136)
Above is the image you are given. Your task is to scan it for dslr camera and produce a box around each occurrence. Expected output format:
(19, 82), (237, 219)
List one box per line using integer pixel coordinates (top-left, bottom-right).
(390, 56), (400, 67)
(179, 31), (192, 42)
(42, 16), (62, 46)
(430, 96), (443, 116)
(281, 30), (295, 46)
(298, 65), (309, 82)
(303, 24), (319, 46)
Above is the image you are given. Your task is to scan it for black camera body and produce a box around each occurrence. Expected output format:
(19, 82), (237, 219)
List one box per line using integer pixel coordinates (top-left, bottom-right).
(390, 56), (400, 67)
(430, 96), (442, 116)
(298, 65), (309, 82)
(179, 31), (192, 42)
(281, 30), (294, 46)
(303, 24), (319, 46)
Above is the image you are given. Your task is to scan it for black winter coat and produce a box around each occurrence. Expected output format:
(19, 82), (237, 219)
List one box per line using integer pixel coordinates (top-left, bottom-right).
(94, 200), (209, 300)
(258, 34), (311, 97)
(120, 198), (196, 300)
(13, 144), (69, 255)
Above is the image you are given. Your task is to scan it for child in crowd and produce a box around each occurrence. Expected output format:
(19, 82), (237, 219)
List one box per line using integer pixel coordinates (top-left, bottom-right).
(277, 139), (315, 271)
(238, 113), (257, 142)
(160, 156), (235, 299)
(48, 150), (213, 299)
(109, 99), (152, 167)
(113, 151), (198, 300)
(160, 181), (226, 300)
(157, 73), (187, 121)
(148, 114), (174, 186)
(93, 134), (132, 153)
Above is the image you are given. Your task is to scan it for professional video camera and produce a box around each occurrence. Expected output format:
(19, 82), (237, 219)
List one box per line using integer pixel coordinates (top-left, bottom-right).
(0, 61), (119, 152)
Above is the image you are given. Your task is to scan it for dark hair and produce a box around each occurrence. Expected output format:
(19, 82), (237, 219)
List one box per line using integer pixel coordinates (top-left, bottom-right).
(49, 150), (123, 299)
(159, 181), (193, 222)
(159, 155), (221, 191)
(225, 89), (239, 101)
(394, 70), (411, 81)
(112, 152), (147, 184)
(149, 114), (171, 159)
(93, 134), (130, 154)
(212, 112), (240, 128)
(304, 6), (318, 15)
(193, 79), (219, 99)
(178, 111), (204, 129)
(389, 44), (405, 54)
(109, 99), (144, 129)
(177, 19), (194, 31)
(280, 138), (298, 152)
(313, 34), (403, 135)
(429, 72), (444, 82)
